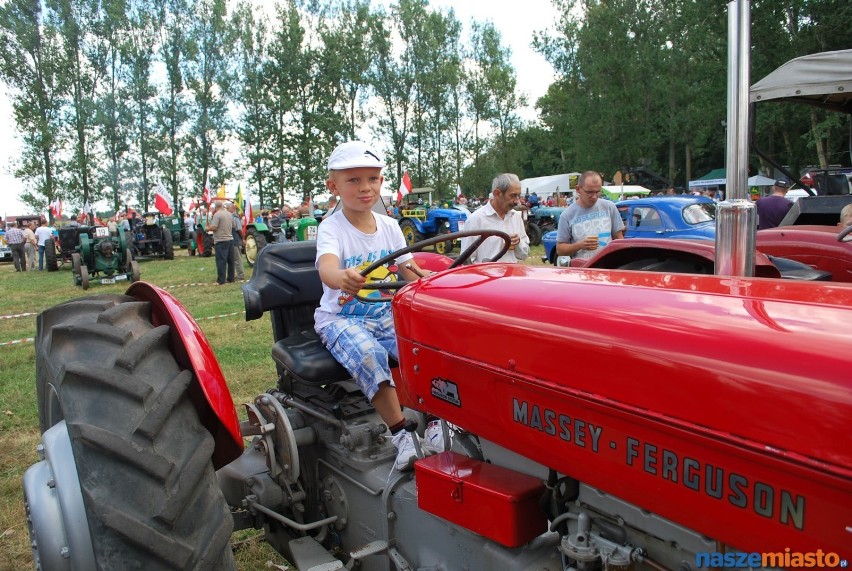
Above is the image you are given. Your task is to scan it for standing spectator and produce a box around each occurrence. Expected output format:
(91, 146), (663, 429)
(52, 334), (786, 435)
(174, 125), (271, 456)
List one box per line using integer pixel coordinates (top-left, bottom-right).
(34, 219), (54, 270)
(206, 200), (234, 285)
(226, 202), (245, 280)
(23, 222), (37, 270)
(6, 222), (27, 272)
(556, 171), (625, 260)
(184, 211), (196, 233)
(756, 180), (793, 230)
(459, 173), (530, 264)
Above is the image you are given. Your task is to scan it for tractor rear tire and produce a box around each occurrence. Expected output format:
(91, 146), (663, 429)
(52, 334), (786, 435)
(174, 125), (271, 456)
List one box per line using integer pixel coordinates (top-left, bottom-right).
(202, 233), (213, 258)
(163, 230), (175, 260)
(527, 223), (542, 246)
(33, 296), (236, 570)
(45, 240), (59, 271)
(130, 260), (140, 282)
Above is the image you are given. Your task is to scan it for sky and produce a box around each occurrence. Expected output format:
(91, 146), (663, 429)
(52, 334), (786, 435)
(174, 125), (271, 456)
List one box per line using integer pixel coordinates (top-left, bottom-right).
(0, 0), (560, 218)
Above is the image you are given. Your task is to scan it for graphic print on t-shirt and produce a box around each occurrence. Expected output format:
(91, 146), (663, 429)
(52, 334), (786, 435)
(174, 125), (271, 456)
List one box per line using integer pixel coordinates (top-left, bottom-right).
(571, 210), (613, 259)
(338, 261), (399, 313)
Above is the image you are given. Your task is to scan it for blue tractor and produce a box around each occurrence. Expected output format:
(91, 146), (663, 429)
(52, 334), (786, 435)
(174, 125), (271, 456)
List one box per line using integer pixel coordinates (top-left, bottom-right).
(397, 189), (468, 254)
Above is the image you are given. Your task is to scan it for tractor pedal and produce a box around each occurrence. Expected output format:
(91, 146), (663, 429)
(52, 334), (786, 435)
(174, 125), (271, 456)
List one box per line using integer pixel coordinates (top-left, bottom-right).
(349, 540), (389, 559)
(289, 536), (343, 571)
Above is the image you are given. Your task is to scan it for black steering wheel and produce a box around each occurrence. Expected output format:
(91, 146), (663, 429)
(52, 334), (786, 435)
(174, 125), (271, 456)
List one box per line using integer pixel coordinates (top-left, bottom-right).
(837, 224), (852, 242)
(355, 229), (512, 302)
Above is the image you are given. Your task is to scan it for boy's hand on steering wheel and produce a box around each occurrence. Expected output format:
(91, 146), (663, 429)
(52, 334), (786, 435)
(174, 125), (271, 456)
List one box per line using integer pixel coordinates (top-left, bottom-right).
(339, 267), (366, 295)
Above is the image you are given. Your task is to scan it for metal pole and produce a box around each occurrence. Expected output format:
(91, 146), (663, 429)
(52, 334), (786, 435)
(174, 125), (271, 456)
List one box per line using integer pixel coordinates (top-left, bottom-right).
(716, 0), (756, 277)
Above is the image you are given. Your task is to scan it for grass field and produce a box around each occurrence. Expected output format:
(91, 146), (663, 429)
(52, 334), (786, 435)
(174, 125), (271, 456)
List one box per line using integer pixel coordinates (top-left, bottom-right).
(0, 242), (547, 570)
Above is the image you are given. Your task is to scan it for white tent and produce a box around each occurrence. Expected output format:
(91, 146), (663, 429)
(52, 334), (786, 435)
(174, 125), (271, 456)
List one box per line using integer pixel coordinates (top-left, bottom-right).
(520, 173), (581, 200)
(748, 175), (776, 186)
(688, 174), (777, 188)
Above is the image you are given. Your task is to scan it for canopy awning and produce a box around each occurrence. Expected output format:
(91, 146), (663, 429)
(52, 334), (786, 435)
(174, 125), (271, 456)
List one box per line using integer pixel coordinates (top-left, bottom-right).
(750, 49), (852, 113)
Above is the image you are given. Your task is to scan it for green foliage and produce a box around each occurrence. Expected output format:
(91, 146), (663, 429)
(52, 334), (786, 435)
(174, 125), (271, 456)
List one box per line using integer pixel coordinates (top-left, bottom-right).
(1, 0), (849, 215)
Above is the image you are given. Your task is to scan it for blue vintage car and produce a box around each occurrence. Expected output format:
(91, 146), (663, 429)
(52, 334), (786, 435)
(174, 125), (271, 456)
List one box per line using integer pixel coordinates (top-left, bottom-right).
(541, 196), (717, 264)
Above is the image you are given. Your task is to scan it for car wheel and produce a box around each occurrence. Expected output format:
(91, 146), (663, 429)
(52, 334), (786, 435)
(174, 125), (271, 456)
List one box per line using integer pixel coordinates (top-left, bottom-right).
(29, 296), (236, 570)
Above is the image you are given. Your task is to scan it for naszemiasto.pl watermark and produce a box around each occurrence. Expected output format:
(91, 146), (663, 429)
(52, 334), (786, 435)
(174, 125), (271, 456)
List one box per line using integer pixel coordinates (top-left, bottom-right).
(696, 549), (847, 569)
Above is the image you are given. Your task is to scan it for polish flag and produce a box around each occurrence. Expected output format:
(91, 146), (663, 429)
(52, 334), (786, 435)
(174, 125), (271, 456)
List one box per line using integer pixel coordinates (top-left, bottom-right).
(456, 183), (462, 199)
(202, 178), (211, 205)
(188, 198), (197, 211)
(397, 172), (412, 204)
(154, 182), (174, 215)
(243, 186), (253, 227)
(50, 198), (63, 218)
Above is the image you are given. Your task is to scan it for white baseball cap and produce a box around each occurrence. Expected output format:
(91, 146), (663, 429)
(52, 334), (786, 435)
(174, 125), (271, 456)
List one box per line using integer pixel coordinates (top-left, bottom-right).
(327, 141), (386, 171)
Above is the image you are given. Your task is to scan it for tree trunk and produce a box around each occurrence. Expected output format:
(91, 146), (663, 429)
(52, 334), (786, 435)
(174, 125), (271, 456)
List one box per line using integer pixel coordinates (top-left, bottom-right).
(810, 108), (828, 169)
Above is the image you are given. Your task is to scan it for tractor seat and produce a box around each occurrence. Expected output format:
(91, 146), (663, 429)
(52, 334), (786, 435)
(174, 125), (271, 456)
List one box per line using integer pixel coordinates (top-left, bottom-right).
(272, 330), (351, 385)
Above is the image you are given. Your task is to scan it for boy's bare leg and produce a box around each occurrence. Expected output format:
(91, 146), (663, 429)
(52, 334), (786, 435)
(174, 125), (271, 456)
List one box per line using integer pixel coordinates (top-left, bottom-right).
(371, 383), (405, 428)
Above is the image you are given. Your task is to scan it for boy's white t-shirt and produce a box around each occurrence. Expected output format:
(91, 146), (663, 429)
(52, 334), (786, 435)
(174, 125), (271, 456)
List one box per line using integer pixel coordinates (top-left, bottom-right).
(314, 210), (413, 331)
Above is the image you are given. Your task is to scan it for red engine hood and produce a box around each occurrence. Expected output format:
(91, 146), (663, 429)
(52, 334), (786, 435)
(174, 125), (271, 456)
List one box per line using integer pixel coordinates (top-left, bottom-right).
(393, 265), (852, 557)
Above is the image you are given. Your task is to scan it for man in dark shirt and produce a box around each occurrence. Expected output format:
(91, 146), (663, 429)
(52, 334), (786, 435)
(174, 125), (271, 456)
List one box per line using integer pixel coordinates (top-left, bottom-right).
(756, 180), (793, 230)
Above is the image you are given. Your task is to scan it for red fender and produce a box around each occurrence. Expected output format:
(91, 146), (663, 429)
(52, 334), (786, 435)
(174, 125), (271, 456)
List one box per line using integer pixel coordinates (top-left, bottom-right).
(127, 281), (242, 468)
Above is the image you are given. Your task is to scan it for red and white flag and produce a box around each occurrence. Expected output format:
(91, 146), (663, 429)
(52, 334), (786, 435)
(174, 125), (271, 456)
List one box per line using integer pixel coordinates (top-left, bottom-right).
(243, 186), (253, 226)
(202, 178), (211, 205)
(187, 198), (197, 211)
(397, 172), (412, 204)
(50, 198), (63, 218)
(456, 183), (462, 199)
(154, 182), (174, 215)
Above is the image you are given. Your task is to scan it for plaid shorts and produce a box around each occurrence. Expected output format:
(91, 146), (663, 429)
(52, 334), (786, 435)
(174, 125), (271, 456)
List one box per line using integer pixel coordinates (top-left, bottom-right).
(317, 310), (399, 401)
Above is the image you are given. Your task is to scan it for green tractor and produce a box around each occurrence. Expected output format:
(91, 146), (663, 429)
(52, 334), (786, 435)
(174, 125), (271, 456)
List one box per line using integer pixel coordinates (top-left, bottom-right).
(159, 210), (198, 255)
(72, 225), (139, 290)
(243, 215), (318, 266)
(195, 208), (318, 266)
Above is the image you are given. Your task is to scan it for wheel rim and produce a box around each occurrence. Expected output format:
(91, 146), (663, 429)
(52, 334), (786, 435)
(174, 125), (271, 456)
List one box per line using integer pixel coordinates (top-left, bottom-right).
(24, 421), (96, 571)
(402, 226), (416, 245)
(435, 240), (447, 254)
(244, 235), (257, 264)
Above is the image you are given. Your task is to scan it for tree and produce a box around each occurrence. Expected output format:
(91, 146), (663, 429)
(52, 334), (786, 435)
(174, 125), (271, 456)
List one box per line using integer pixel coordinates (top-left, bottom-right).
(97, 0), (133, 213)
(50, 0), (109, 217)
(184, 0), (233, 202)
(232, 0), (274, 209)
(123, 0), (161, 213)
(0, 0), (67, 219)
(153, 0), (191, 210)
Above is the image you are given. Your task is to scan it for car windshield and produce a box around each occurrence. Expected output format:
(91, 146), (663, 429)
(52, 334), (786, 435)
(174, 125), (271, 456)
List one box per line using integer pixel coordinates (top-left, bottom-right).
(682, 202), (716, 225)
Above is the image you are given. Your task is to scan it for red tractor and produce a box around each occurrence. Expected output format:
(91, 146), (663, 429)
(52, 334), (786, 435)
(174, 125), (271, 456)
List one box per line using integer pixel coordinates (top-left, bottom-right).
(21, 34), (852, 571)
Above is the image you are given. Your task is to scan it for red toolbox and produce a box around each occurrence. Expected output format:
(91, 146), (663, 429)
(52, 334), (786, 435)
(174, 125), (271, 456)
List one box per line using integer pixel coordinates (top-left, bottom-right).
(415, 451), (547, 547)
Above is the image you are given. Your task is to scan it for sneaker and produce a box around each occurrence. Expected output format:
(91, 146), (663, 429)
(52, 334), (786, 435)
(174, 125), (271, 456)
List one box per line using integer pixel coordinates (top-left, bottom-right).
(391, 430), (418, 472)
(422, 420), (446, 454)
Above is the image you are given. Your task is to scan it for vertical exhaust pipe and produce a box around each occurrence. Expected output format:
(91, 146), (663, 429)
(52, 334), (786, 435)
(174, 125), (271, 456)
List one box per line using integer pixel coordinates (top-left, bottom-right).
(716, 0), (756, 276)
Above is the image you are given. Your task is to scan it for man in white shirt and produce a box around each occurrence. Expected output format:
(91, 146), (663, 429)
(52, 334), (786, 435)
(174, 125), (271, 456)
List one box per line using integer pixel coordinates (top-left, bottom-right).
(459, 173), (530, 263)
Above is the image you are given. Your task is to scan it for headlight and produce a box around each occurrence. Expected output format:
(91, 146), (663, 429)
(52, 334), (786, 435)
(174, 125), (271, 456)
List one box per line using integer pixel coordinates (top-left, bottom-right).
(442, 221), (450, 230)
